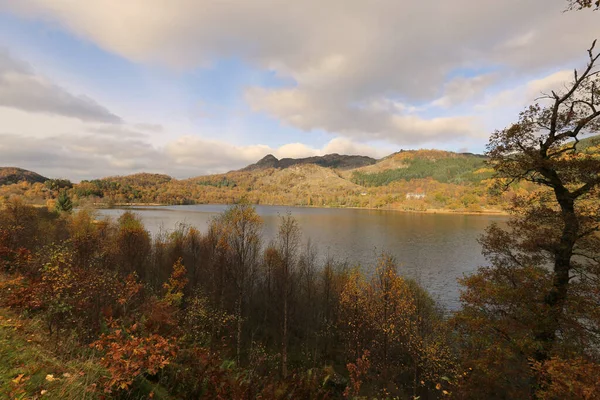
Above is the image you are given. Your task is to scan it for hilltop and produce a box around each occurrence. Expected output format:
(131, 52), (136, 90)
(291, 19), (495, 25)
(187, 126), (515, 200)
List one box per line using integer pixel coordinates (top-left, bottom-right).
(241, 153), (376, 171)
(0, 167), (48, 186)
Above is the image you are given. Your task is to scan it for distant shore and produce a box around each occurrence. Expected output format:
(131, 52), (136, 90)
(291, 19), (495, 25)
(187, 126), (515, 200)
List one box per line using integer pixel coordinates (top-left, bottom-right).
(88, 202), (510, 216)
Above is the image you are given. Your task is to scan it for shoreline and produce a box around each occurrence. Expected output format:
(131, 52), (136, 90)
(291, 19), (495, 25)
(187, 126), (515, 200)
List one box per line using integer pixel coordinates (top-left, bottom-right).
(90, 202), (510, 216)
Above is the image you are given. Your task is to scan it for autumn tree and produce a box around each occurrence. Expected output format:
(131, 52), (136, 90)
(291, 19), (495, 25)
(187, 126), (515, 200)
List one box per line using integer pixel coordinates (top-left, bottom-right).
(214, 201), (262, 364)
(455, 42), (600, 397)
(275, 213), (301, 377)
(339, 267), (371, 362)
(115, 212), (151, 279)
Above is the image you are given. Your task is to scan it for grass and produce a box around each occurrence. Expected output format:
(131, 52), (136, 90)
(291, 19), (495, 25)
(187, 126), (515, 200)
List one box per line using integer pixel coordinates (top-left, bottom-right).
(0, 307), (106, 399)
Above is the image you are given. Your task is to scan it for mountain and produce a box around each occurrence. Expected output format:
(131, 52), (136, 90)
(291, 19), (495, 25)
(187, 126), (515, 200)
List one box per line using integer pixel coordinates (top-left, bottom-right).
(0, 167), (48, 186)
(241, 153), (377, 171)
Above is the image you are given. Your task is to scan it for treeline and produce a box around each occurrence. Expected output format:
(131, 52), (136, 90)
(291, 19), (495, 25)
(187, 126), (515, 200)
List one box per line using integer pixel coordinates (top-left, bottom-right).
(1, 175), (522, 213)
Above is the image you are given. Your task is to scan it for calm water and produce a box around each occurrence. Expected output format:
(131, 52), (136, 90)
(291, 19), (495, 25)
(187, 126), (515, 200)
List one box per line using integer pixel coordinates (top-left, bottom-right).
(96, 205), (508, 310)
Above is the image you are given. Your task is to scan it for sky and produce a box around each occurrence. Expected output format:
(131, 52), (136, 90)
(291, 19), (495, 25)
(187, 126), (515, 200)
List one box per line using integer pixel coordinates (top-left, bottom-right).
(0, 0), (598, 181)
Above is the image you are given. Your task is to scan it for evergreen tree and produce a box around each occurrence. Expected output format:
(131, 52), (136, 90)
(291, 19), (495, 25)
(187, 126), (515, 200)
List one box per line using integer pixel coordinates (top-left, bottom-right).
(55, 190), (73, 213)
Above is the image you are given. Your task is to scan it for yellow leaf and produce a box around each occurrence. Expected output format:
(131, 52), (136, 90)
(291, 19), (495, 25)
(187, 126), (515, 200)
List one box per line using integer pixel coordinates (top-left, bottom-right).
(12, 374), (25, 384)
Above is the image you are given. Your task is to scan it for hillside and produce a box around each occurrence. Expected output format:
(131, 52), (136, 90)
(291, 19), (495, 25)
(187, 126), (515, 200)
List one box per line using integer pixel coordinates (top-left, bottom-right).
(347, 150), (492, 186)
(241, 153), (376, 171)
(0, 167), (48, 186)
(577, 134), (600, 151)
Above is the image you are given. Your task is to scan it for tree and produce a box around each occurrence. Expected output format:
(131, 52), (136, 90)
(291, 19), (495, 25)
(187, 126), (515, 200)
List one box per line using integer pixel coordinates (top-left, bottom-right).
(115, 212), (151, 279)
(55, 190), (73, 213)
(214, 201), (262, 364)
(275, 212), (301, 377)
(339, 267), (371, 362)
(486, 41), (600, 359)
(455, 42), (600, 397)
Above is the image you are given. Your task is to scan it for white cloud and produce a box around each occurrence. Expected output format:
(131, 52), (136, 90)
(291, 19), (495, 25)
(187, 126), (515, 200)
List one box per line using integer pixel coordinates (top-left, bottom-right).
(322, 138), (388, 158)
(477, 70), (574, 111)
(275, 143), (319, 159)
(0, 49), (122, 123)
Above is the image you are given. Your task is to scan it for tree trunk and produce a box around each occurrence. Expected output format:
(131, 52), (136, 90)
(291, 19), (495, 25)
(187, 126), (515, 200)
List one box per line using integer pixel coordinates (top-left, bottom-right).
(534, 191), (579, 360)
(236, 292), (243, 365)
(282, 294), (288, 377)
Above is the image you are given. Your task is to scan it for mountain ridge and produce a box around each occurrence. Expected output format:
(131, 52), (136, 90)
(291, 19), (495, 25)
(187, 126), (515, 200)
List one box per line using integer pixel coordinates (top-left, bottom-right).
(240, 153), (377, 172)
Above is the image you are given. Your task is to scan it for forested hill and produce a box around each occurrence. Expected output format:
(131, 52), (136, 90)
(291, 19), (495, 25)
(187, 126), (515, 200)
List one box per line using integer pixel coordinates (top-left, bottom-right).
(0, 149), (508, 211)
(0, 167), (47, 186)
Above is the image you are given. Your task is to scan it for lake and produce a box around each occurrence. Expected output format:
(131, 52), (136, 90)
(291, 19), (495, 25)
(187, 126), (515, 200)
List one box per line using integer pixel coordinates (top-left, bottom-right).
(96, 205), (508, 310)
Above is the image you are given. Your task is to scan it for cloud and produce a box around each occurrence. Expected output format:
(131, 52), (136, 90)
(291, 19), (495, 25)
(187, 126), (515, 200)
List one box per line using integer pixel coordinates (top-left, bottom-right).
(0, 133), (159, 180)
(322, 138), (388, 158)
(477, 70), (574, 111)
(134, 123), (164, 133)
(245, 87), (483, 145)
(1, 0), (596, 145)
(0, 49), (122, 123)
(0, 88), (394, 180)
(432, 74), (499, 108)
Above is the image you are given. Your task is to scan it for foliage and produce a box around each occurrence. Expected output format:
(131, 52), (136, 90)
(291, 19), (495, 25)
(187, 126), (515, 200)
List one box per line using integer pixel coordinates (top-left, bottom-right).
(344, 350), (370, 398)
(162, 258), (188, 307)
(197, 177), (237, 188)
(533, 357), (600, 400)
(45, 179), (73, 191)
(92, 324), (177, 393)
(338, 255), (455, 397)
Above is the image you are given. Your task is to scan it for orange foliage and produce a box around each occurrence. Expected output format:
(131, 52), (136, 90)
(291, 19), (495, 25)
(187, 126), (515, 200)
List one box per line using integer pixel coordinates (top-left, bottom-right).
(92, 326), (177, 393)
